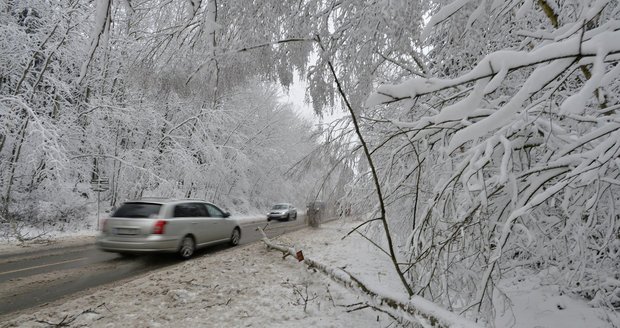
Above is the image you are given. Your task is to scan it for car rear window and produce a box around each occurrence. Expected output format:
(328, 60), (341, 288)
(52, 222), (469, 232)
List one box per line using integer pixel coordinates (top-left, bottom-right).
(111, 202), (162, 218)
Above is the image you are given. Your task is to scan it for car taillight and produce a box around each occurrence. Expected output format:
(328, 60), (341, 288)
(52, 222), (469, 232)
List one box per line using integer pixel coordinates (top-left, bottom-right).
(153, 220), (167, 234)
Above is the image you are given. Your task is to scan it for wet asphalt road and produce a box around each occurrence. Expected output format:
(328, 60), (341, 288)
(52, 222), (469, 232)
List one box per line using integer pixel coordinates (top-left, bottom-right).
(0, 216), (307, 320)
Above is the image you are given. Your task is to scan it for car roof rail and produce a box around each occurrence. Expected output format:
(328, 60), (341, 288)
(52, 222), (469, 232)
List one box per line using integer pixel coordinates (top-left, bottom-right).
(177, 198), (209, 202)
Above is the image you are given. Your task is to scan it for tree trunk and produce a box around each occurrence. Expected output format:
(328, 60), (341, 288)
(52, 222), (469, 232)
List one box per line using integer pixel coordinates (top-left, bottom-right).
(3, 118), (29, 213)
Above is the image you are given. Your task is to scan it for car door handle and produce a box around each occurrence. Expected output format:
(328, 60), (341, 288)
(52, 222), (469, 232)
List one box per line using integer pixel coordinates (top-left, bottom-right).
(192, 222), (198, 224)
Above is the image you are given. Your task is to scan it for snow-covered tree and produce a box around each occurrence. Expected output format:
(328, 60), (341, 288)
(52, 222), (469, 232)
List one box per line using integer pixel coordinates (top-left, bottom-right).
(0, 0), (323, 238)
(0, 0), (94, 236)
(361, 0), (620, 320)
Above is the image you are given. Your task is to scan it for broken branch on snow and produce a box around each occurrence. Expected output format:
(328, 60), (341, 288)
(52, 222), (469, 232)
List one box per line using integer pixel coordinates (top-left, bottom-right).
(257, 227), (481, 328)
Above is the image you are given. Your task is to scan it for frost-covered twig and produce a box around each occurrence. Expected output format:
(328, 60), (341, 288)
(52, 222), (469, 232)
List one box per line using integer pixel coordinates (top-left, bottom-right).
(34, 302), (109, 327)
(316, 34), (414, 297)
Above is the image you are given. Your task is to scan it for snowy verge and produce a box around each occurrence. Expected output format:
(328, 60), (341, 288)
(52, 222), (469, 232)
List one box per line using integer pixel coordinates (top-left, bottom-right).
(493, 270), (620, 327)
(260, 219), (619, 328)
(258, 226), (481, 328)
(0, 234), (97, 257)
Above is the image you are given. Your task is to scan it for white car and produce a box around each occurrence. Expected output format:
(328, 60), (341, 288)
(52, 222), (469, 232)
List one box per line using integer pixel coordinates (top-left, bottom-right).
(97, 199), (241, 259)
(267, 203), (297, 221)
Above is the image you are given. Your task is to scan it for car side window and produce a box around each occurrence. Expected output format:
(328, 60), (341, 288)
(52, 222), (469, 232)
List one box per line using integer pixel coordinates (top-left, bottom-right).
(173, 204), (189, 218)
(205, 204), (224, 218)
(193, 203), (208, 217)
(173, 203), (206, 218)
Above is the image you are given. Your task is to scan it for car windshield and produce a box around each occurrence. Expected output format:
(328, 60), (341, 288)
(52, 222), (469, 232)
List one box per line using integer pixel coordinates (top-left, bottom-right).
(112, 202), (161, 218)
(271, 204), (288, 210)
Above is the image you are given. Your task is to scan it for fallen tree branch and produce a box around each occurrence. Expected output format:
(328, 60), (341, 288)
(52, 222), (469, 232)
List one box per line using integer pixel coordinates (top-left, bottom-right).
(205, 298), (232, 308)
(35, 303), (109, 327)
(258, 226), (301, 260)
(257, 227), (481, 328)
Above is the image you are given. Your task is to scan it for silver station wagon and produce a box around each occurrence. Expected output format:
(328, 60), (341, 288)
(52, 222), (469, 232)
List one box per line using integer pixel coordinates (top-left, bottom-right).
(96, 199), (241, 259)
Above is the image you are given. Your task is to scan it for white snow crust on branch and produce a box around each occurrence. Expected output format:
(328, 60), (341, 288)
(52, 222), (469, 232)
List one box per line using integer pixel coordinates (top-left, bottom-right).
(368, 29), (620, 153)
(258, 227), (481, 328)
(77, 0), (110, 85)
(421, 0), (473, 41)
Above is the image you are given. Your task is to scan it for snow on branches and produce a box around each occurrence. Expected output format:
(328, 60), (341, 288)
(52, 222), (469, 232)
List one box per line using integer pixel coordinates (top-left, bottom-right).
(359, 0), (620, 321)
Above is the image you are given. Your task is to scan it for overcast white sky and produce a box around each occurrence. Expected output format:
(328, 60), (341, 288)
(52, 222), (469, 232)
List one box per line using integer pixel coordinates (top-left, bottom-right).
(282, 72), (347, 126)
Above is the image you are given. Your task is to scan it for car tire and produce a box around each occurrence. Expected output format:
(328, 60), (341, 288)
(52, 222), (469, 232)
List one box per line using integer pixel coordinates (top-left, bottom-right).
(230, 228), (241, 246)
(286, 213), (290, 221)
(118, 252), (137, 258)
(178, 235), (195, 260)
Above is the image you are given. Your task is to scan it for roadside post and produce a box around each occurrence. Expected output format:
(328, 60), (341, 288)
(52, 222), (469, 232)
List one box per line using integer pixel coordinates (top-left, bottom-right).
(90, 177), (109, 229)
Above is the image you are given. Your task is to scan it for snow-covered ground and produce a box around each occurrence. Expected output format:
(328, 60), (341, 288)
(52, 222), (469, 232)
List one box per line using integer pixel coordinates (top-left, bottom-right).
(2, 218), (618, 327)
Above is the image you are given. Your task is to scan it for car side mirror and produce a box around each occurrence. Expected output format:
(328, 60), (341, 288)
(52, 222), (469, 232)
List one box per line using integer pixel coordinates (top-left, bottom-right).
(223, 212), (231, 218)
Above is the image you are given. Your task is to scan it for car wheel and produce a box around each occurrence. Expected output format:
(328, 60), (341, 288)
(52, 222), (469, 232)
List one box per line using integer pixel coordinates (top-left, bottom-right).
(118, 252), (137, 258)
(178, 236), (195, 259)
(230, 228), (241, 246)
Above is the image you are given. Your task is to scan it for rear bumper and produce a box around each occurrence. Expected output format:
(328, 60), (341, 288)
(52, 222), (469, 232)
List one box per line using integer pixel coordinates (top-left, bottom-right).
(96, 235), (179, 253)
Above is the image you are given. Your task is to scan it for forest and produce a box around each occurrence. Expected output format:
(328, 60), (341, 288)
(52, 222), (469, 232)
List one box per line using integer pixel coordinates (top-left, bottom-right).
(1, 0), (618, 324)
